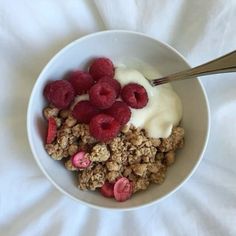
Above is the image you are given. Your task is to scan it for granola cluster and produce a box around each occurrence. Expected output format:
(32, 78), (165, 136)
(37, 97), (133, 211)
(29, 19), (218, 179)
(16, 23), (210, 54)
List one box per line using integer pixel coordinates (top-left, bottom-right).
(44, 106), (184, 194)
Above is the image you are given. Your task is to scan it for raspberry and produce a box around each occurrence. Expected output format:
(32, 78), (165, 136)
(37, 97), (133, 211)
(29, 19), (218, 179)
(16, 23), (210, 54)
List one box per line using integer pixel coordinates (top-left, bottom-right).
(46, 117), (57, 144)
(114, 177), (133, 202)
(89, 57), (114, 81)
(71, 151), (91, 169)
(72, 101), (100, 124)
(98, 76), (121, 98)
(43, 80), (75, 109)
(67, 70), (94, 95)
(121, 83), (148, 109)
(89, 114), (120, 142)
(105, 101), (131, 126)
(89, 82), (116, 109)
(100, 182), (114, 198)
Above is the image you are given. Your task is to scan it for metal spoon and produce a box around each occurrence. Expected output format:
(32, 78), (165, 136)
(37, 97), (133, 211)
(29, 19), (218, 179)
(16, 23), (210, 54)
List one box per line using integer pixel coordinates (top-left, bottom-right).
(149, 50), (236, 86)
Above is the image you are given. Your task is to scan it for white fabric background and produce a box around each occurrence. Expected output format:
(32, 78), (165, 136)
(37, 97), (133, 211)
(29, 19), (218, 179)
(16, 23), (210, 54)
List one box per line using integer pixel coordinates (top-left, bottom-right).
(0, 0), (235, 235)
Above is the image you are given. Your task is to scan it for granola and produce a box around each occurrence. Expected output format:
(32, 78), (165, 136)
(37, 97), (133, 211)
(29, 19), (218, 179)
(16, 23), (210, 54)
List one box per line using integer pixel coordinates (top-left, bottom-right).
(44, 105), (184, 194)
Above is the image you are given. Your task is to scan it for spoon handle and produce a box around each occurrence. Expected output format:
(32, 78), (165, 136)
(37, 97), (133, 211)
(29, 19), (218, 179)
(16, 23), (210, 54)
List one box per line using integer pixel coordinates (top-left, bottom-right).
(151, 50), (236, 86)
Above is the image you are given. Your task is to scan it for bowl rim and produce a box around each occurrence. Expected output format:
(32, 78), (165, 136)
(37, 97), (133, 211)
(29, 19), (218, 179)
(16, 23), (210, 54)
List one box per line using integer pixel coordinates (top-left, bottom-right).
(27, 29), (210, 211)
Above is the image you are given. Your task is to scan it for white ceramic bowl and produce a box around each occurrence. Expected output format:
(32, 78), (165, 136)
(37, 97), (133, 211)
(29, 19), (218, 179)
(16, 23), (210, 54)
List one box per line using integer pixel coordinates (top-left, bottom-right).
(27, 30), (210, 210)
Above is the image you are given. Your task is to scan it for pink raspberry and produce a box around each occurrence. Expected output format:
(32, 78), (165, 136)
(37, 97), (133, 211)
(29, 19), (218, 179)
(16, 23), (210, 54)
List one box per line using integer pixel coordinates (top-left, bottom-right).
(98, 76), (121, 98)
(114, 177), (133, 202)
(43, 80), (75, 109)
(71, 151), (91, 169)
(89, 114), (120, 142)
(72, 100), (100, 124)
(121, 83), (148, 109)
(46, 117), (57, 144)
(89, 82), (116, 109)
(67, 70), (94, 95)
(105, 101), (131, 126)
(100, 182), (114, 198)
(89, 57), (114, 81)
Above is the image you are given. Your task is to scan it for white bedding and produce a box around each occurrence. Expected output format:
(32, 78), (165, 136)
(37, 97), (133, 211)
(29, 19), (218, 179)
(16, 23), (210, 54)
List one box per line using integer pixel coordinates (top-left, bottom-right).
(0, 0), (235, 235)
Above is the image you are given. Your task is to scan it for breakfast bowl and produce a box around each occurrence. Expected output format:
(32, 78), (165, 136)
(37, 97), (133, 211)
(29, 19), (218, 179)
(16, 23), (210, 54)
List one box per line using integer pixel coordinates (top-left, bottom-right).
(27, 30), (210, 210)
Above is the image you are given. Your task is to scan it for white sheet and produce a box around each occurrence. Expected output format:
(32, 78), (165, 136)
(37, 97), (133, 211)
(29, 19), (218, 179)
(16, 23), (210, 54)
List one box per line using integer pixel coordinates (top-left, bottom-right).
(0, 0), (235, 235)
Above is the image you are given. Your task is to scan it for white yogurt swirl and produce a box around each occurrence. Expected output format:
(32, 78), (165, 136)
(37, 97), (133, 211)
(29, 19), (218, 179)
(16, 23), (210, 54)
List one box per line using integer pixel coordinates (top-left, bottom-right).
(115, 67), (183, 138)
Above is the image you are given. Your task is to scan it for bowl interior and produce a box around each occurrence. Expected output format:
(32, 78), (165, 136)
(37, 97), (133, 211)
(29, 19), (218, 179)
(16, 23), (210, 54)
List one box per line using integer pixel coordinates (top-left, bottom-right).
(27, 31), (209, 210)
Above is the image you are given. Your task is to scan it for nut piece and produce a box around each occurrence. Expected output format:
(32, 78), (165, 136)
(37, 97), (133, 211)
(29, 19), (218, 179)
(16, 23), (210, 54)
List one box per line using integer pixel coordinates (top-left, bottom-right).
(55, 117), (62, 128)
(142, 154), (155, 163)
(65, 116), (77, 127)
(106, 161), (120, 171)
(140, 146), (157, 158)
(90, 144), (110, 162)
(57, 135), (69, 149)
(106, 171), (120, 182)
(130, 135), (144, 146)
(131, 164), (147, 177)
(147, 161), (163, 173)
(128, 155), (141, 165)
(150, 138), (161, 147)
(121, 124), (130, 134)
(165, 151), (175, 166)
(43, 107), (59, 120)
(133, 178), (150, 193)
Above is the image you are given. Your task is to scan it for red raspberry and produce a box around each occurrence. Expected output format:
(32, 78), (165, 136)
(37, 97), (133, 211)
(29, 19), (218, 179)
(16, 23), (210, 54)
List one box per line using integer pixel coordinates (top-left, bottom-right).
(89, 82), (116, 109)
(100, 182), (114, 198)
(105, 101), (131, 126)
(121, 83), (148, 109)
(46, 117), (57, 144)
(89, 57), (114, 81)
(89, 114), (120, 142)
(72, 100), (100, 124)
(43, 80), (75, 109)
(98, 76), (121, 98)
(67, 70), (94, 95)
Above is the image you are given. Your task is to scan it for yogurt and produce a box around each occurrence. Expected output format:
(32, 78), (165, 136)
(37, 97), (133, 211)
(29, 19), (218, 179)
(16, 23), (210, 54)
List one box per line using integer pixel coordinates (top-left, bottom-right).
(115, 67), (183, 138)
(71, 94), (89, 109)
